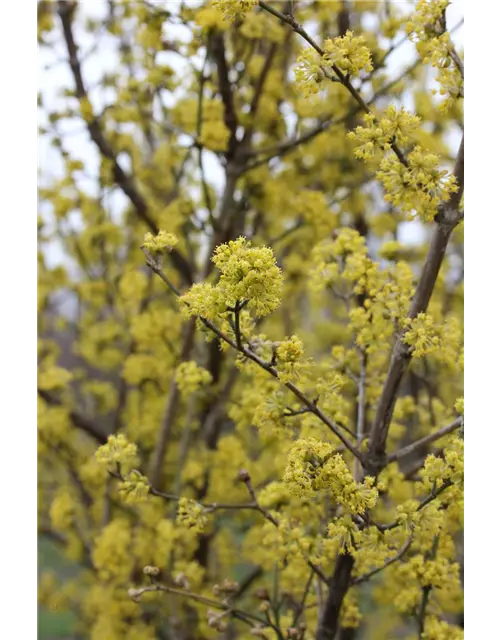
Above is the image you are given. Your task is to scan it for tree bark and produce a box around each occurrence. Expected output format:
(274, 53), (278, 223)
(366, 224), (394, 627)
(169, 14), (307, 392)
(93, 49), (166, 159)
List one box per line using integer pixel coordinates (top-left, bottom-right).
(316, 554), (355, 640)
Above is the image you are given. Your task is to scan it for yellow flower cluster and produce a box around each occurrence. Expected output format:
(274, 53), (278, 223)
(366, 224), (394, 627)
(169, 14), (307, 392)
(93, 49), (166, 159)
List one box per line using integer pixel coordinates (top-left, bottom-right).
(199, 120), (231, 152)
(117, 271), (147, 314)
(38, 365), (73, 391)
(194, 5), (230, 32)
(376, 147), (458, 221)
(323, 31), (373, 76)
(326, 515), (358, 554)
(181, 237), (283, 319)
(95, 434), (139, 473)
(122, 353), (169, 386)
(50, 491), (75, 531)
(130, 308), (180, 352)
(309, 228), (371, 292)
(239, 12), (284, 43)
(276, 335), (304, 383)
(295, 32), (372, 96)
(420, 437), (464, 491)
(296, 190), (337, 236)
(258, 481), (291, 510)
(213, 0), (257, 22)
(392, 553), (461, 612)
(118, 470), (150, 504)
(92, 519), (133, 581)
(403, 312), (462, 366)
(175, 361), (213, 397)
(294, 48), (328, 97)
(348, 107), (421, 160)
(340, 590), (362, 628)
(253, 392), (290, 438)
(79, 97), (94, 122)
(283, 438), (378, 514)
(82, 380), (118, 415)
(176, 497), (208, 533)
(142, 230), (179, 254)
(422, 616), (464, 640)
(407, 0), (463, 111)
(407, 0), (449, 41)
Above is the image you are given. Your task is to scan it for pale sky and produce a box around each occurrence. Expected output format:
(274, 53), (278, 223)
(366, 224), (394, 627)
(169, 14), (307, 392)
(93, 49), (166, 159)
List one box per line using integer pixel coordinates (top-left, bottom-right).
(38, 0), (464, 265)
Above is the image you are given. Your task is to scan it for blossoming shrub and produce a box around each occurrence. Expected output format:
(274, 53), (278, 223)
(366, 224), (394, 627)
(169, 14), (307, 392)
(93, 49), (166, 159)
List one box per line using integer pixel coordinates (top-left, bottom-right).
(38, 1), (464, 639)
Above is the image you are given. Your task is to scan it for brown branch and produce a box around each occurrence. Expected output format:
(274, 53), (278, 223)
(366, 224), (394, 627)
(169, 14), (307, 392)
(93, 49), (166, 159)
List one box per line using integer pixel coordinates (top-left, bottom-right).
(351, 532), (413, 585)
(57, 1), (193, 285)
(211, 32), (238, 156)
(416, 535), (440, 638)
(337, 0), (350, 36)
(316, 553), (354, 640)
(292, 568), (315, 627)
(403, 447), (444, 482)
(239, 471), (329, 586)
(448, 44), (464, 79)
(39, 526), (94, 570)
(38, 387), (107, 444)
(233, 567), (264, 601)
(200, 314), (361, 457)
(366, 134), (464, 475)
(387, 417), (462, 464)
(148, 317), (197, 488)
(377, 480), (454, 533)
(354, 350), (367, 481)
(242, 42), (278, 144)
(128, 582), (270, 629)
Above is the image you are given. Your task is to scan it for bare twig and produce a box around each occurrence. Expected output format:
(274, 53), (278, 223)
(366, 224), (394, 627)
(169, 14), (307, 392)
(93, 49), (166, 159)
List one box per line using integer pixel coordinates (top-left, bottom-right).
(354, 350), (367, 482)
(292, 568), (315, 627)
(351, 532), (414, 585)
(387, 417), (462, 464)
(212, 32), (238, 156)
(128, 582), (271, 629)
(416, 535), (440, 638)
(38, 387), (107, 444)
(148, 317), (197, 488)
(239, 471), (329, 585)
(377, 480), (454, 533)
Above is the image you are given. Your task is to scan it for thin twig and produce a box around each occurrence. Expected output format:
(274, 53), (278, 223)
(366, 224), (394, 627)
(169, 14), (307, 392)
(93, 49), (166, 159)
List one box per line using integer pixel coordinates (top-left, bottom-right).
(387, 417), (462, 464)
(148, 318), (197, 488)
(292, 568), (315, 627)
(38, 388), (107, 444)
(352, 532), (414, 585)
(377, 480), (453, 532)
(143, 258), (362, 460)
(239, 471), (329, 585)
(416, 535), (440, 638)
(354, 349), (367, 482)
(129, 582), (272, 629)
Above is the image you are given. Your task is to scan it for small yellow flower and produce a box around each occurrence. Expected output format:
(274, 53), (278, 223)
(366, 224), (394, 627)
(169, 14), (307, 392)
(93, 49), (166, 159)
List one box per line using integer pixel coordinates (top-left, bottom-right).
(213, 0), (257, 22)
(143, 230), (179, 253)
(95, 434), (139, 472)
(176, 498), (208, 533)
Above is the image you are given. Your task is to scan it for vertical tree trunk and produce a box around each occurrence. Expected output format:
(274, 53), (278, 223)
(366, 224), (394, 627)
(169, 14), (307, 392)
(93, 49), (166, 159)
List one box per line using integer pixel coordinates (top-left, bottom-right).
(316, 554), (355, 640)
